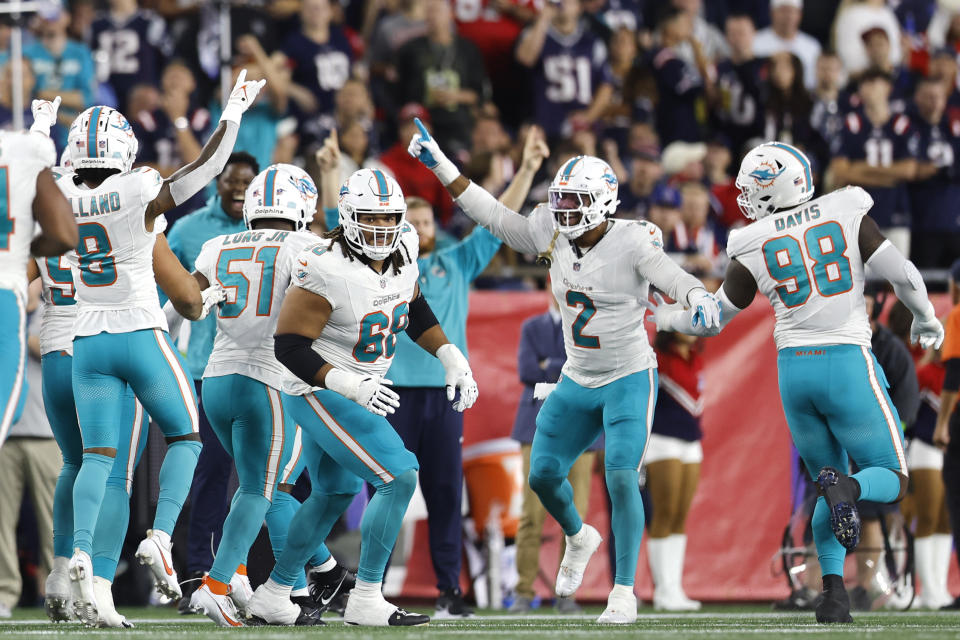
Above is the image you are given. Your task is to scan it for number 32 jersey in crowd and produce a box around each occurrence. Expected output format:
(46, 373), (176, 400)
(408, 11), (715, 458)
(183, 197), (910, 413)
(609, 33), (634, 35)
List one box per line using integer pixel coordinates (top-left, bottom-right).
(194, 229), (317, 387)
(284, 225), (420, 396)
(726, 186), (874, 350)
(55, 167), (168, 338)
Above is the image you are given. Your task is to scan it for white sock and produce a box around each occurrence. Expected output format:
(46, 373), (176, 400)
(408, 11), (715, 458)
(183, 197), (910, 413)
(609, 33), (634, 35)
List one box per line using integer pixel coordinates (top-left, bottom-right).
(265, 578), (293, 597)
(610, 584), (634, 600)
(152, 529), (171, 548)
(291, 587), (309, 598)
(352, 579), (382, 597)
(314, 557), (337, 573)
(53, 556), (69, 573)
(568, 524), (586, 546)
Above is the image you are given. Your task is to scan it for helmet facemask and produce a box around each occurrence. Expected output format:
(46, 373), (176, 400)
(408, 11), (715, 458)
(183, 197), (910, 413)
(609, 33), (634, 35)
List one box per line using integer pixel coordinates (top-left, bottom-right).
(548, 188), (605, 239)
(341, 204), (406, 261)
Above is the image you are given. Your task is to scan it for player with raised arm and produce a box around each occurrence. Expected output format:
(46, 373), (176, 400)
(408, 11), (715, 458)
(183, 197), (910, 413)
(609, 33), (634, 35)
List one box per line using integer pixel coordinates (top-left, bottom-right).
(408, 121), (720, 624)
(246, 168), (478, 627)
(47, 71), (264, 625)
(0, 97), (76, 447)
(185, 165), (333, 627)
(645, 141), (945, 624)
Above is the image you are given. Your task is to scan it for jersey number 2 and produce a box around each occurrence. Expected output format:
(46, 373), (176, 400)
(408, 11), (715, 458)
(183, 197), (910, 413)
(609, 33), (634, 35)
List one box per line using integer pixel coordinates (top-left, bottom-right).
(216, 246), (280, 318)
(762, 221), (853, 308)
(566, 290), (600, 349)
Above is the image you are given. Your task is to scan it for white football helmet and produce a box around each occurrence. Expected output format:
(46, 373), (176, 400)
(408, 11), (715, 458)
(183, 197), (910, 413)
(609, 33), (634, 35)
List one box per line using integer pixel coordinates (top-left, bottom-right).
(67, 106), (138, 173)
(243, 164), (315, 231)
(547, 155), (620, 239)
(735, 141), (814, 220)
(338, 168), (407, 261)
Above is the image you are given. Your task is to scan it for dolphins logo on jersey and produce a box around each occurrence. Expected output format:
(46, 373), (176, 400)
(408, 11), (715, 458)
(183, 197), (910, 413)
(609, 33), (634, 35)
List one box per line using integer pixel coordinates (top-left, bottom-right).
(749, 162), (786, 187)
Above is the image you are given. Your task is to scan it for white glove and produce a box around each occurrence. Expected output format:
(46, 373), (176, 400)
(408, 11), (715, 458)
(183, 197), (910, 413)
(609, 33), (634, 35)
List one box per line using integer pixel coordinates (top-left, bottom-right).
(197, 283), (226, 320)
(406, 117), (459, 185)
(220, 69), (267, 125)
(30, 96), (61, 136)
(533, 382), (556, 400)
(640, 292), (686, 333)
(687, 288), (722, 329)
(436, 343), (478, 412)
(325, 368), (400, 416)
(910, 307), (945, 350)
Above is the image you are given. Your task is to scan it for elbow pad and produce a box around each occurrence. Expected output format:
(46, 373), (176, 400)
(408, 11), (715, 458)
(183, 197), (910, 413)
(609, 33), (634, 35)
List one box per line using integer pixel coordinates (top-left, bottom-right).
(274, 333), (328, 387)
(406, 294), (440, 342)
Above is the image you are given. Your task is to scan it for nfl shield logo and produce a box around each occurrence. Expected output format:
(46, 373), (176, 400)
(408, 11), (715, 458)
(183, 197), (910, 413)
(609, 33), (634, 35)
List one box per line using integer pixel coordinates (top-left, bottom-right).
(379, 278), (387, 289)
(573, 262), (581, 272)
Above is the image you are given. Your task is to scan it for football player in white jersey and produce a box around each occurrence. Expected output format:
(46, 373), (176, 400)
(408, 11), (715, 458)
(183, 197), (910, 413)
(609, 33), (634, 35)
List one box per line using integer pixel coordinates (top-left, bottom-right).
(245, 168), (478, 627)
(646, 141), (945, 623)
(409, 121), (720, 624)
(34, 71), (265, 625)
(186, 165), (333, 626)
(0, 97), (77, 446)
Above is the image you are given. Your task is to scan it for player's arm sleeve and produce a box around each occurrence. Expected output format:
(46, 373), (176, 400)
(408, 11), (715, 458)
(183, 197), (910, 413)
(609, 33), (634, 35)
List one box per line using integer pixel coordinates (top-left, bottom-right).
(864, 239), (937, 323)
(446, 225), (502, 282)
(635, 224), (705, 308)
(405, 292), (440, 342)
(166, 120), (240, 206)
(454, 181), (544, 255)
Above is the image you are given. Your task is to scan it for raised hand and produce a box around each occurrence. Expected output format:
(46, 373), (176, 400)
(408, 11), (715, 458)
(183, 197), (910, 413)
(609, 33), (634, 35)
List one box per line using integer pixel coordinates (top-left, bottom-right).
(520, 125), (550, 173)
(406, 117), (459, 184)
(30, 96), (61, 136)
(220, 69), (267, 125)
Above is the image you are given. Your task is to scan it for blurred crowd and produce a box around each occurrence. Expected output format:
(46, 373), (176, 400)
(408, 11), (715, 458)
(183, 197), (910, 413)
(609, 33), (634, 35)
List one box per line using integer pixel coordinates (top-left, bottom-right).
(2, 0), (960, 282)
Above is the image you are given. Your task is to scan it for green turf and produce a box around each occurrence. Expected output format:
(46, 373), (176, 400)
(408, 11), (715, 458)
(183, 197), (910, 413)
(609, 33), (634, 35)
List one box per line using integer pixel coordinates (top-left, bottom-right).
(2, 606), (959, 639)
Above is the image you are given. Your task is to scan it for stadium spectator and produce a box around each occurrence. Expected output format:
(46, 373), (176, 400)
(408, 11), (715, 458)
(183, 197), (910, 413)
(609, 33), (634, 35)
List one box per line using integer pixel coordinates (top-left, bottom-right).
(672, 0), (729, 66)
(164, 152), (260, 611)
(618, 143), (662, 221)
(20, 4), (97, 144)
(602, 27), (655, 147)
(90, 0), (171, 114)
(648, 184), (683, 255)
(661, 140), (706, 185)
(367, 0), (427, 119)
(645, 330), (704, 612)
(936, 259), (960, 610)
(832, 0), (902, 77)
(906, 76), (960, 268)
(395, 0), (489, 153)
(753, 0), (822, 89)
(858, 27), (912, 113)
(829, 68), (917, 257)
(652, 7), (710, 145)
(810, 51), (850, 151)
(705, 137), (742, 230)
(0, 59), (36, 131)
(509, 295), (601, 614)
(376, 104), (454, 225)
(674, 181), (722, 276)
(712, 13), (766, 160)
(928, 48), (960, 114)
(515, 0), (613, 141)
(0, 299), (58, 619)
(762, 51), (827, 172)
(282, 0), (352, 151)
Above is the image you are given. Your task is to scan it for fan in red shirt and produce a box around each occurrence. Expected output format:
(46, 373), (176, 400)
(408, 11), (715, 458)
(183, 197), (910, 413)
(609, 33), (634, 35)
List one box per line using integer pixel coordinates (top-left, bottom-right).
(376, 104), (454, 224)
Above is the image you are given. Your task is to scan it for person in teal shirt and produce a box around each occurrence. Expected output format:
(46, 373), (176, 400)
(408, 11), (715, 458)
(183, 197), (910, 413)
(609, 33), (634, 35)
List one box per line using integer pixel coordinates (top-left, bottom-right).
(164, 151), (259, 609)
(317, 126), (549, 616)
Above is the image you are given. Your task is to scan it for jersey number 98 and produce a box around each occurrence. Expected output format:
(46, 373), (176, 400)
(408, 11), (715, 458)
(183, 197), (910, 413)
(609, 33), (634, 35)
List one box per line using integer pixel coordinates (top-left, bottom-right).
(762, 222), (853, 308)
(353, 303), (410, 363)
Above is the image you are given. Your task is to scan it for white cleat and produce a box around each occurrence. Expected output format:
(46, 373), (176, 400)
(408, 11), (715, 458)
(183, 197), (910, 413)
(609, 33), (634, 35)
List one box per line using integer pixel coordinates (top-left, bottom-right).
(44, 564), (73, 622)
(653, 588), (702, 612)
(136, 530), (182, 600)
(596, 586), (638, 624)
(555, 524), (603, 597)
(68, 550), (97, 626)
(229, 572), (254, 618)
(248, 582), (300, 625)
(344, 588), (430, 626)
(191, 579), (244, 627)
(93, 577), (133, 628)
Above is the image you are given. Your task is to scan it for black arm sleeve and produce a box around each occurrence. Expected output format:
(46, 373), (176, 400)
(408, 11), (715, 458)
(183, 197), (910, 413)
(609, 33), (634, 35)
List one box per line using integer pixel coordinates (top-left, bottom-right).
(406, 294), (440, 342)
(945, 358), (960, 393)
(274, 333), (328, 387)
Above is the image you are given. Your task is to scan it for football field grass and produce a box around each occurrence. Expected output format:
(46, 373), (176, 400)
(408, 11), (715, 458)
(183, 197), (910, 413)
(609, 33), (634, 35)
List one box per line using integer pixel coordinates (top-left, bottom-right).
(2, 606), (960, 639)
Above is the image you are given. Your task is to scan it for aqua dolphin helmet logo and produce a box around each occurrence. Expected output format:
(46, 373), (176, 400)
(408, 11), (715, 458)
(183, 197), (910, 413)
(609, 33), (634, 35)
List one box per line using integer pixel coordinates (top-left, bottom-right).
(749, 161), (786, 187)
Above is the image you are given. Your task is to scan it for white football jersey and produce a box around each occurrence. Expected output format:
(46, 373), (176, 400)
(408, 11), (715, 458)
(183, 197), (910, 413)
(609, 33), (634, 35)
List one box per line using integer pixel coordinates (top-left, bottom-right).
(727, 186), (873, 350)
(56, 167), (167, 337)
(0, 132), (57, 300)
(284, 225), (420, 396)
(195, 228), (318, 387)
(36, 254), (78, 356)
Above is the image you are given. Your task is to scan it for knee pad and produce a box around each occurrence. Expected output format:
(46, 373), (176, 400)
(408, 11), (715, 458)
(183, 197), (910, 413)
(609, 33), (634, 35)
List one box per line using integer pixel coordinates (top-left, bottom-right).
(604, 468), (639, 501)
(528, 455), (563, 493)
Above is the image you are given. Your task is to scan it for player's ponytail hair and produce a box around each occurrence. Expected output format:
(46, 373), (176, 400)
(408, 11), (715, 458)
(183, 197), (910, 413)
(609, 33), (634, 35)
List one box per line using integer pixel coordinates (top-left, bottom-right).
(322, 226), (407, 275)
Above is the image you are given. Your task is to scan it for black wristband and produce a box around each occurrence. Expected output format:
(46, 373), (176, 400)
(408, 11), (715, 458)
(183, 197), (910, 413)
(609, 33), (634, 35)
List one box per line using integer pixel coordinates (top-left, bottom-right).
(274, 333), (328, 386)
(406, 294), (440, 342)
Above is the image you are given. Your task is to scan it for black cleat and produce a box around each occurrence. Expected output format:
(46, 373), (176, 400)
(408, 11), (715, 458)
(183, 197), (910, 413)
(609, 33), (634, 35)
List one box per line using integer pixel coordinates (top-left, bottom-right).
(848, 585), (873, 612)
(291, 596), (326, 626)
(815, 575), (853, 624)
(177, 571), (204, 615)
(435, 587), (474, 618)
(816, 467), (862, 550)
(307, 564), (355, 616)
(772, 587), (818, 611)
(387, 608), (431, 626)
